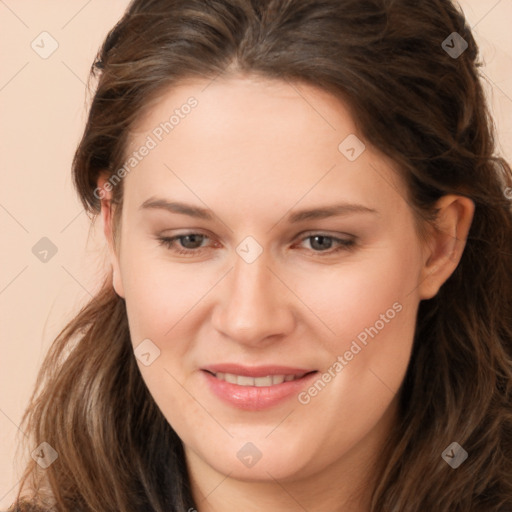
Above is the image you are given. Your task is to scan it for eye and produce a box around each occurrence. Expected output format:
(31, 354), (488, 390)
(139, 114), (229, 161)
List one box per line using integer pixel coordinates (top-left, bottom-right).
(157, 233), (212, 256)
(156, 231), (356, 258)
(296, 233), (356, 255)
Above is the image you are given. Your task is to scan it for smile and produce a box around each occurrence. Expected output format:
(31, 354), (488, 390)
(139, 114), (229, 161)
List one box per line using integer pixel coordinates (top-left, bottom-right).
(202, 368), (318, 410)
(212, 372), (308, 386)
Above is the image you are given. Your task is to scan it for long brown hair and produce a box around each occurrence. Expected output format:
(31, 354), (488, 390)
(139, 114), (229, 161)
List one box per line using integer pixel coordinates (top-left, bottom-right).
(10, 0), (512, 510)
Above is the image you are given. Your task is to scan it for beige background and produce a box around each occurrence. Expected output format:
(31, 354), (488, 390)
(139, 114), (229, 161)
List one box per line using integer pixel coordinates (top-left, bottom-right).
(0, 0), (511, 506)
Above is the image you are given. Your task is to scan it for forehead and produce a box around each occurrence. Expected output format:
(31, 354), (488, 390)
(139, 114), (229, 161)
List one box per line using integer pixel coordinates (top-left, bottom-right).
(130, 75), (356, 157)
(120, 75), (407, 222)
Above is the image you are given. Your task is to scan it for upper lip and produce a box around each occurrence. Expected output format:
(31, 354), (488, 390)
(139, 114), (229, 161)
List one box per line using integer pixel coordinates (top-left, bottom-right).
(202, 364), (316, 378)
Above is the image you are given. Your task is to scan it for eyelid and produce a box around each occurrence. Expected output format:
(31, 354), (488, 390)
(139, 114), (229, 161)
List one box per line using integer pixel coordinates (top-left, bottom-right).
(156, 230), (354, 245)
(295, 230), (355, 242)
(156, 229), (357, 257)
(292, 231), (357, 254)
(155, 230), (218, 252)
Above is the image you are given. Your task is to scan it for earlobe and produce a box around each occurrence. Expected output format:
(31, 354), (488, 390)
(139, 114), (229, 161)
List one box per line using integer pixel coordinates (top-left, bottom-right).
(97, 175), (125, 299)
(418, 195), (475, 300)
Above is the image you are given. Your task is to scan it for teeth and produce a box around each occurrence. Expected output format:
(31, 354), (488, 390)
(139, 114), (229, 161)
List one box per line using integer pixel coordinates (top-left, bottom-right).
(238, 375), (255, 386)
(224, 373), (237, 384)
(255, 376), (273, 387)
(214, 372), (302, 386)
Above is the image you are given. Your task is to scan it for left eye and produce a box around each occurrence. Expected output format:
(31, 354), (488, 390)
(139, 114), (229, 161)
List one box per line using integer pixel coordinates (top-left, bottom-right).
(298, 233), (355, 253)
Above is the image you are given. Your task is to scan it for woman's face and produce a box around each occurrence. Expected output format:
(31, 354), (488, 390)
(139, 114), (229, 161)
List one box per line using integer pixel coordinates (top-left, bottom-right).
(103, 76), (437, 485)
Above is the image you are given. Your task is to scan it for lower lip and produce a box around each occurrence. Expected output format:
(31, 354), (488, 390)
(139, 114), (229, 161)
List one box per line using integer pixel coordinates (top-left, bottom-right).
(202, 370), (318, 410)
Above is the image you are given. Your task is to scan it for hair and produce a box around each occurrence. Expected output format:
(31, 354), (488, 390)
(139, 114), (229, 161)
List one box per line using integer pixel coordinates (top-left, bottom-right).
(9, 0), (512, 511)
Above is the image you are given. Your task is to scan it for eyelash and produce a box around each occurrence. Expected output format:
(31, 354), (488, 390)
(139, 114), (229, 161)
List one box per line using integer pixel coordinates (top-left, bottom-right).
(156, 232), (356, 257)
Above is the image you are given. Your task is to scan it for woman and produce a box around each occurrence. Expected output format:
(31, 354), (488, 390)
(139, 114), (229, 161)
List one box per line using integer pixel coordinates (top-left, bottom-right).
(8, 0), (512, 510)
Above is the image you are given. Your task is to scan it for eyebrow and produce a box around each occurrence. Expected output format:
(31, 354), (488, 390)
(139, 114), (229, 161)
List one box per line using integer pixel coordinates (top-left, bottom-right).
(286, 203), (378, 222)
(139, 197), (378, 222)
(140, 197), (215, 220)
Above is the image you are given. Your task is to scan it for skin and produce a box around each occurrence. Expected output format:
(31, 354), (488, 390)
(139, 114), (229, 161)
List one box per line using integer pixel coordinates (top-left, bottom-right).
(97, 75), (474, 512)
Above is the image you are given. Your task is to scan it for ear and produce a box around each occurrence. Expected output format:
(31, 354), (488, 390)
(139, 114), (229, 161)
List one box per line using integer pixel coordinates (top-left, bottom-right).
(418, 194), (475, 300)
(97, 175), (125, 298)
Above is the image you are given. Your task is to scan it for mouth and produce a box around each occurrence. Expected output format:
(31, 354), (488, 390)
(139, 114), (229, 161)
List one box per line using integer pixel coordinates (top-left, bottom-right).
(200, 365), (319, 410)
(204, 370), (312, 387)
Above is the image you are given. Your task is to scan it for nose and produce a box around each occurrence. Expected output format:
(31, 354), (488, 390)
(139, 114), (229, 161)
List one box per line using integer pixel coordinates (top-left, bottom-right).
(211, 250), (296, 347)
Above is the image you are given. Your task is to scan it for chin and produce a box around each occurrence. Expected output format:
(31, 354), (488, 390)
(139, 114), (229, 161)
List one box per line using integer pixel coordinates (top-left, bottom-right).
(191, 434), (319, 482)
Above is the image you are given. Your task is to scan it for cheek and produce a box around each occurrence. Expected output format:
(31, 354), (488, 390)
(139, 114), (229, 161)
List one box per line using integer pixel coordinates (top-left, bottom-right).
(294, 241), (420, 352)
(318, 254), (418, 410)
(290, 235), (420, 411)
(119, 247), (214, 430)
(120, 245), (214, 342)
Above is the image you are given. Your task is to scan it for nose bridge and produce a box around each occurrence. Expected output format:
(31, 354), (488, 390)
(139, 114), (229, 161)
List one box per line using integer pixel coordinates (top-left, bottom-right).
(211, 247), (294, 344)
(232, 251), (272, 310)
